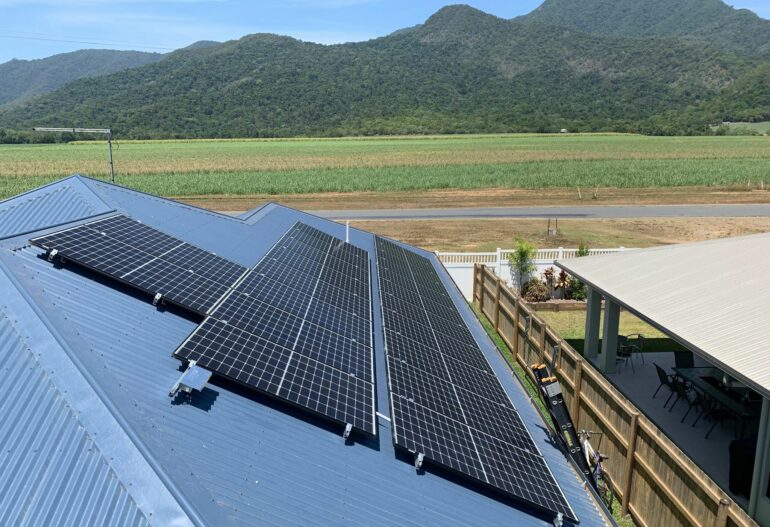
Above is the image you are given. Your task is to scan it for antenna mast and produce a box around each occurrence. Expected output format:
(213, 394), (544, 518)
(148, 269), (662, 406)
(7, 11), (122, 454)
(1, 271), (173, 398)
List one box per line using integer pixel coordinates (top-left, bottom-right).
(33, 127), (115, 183)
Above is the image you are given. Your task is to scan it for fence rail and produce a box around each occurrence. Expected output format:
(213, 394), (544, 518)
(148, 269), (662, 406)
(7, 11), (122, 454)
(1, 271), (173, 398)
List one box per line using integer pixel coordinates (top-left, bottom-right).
(473, 264), (757, 527)
(437, 247), (630, 265)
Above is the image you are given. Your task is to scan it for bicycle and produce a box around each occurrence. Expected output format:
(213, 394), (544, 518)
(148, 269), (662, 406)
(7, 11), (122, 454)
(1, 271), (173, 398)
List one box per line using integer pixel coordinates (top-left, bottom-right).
(577, 429), (614, 510)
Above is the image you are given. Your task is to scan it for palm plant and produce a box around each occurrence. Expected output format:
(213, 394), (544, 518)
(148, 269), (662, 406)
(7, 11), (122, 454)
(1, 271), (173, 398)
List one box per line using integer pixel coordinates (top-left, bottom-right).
(508, 238), (536, 291)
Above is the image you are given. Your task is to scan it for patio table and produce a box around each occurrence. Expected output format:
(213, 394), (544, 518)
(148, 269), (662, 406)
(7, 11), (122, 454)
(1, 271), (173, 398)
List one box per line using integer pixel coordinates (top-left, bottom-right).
(674, 367), (761, 438)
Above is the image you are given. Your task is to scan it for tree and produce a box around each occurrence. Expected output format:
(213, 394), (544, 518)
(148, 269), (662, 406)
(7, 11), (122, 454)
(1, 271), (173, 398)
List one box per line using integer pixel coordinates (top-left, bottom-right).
(508, 238), (537, 290)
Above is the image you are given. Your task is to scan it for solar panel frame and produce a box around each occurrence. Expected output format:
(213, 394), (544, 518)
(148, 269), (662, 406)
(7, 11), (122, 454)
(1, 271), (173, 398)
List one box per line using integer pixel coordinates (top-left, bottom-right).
(30, 214), (250, 315)
(375, 236), (577, 523)
(174, 222), (377, 437)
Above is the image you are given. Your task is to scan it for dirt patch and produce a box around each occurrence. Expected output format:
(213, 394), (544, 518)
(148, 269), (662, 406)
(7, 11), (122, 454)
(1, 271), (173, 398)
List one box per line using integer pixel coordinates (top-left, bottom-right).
(345, 217), (770, 252)
(181, 187), (770, 213)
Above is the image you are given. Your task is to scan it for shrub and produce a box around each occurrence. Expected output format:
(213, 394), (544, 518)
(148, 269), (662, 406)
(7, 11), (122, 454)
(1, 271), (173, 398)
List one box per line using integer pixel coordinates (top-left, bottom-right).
(569, 280), (587, 301)
(522, 277), (550, 302)
(508, 238), (537, 290)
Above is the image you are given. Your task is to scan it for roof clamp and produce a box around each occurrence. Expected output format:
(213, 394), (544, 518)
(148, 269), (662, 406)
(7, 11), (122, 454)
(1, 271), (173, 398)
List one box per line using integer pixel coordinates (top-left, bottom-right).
(343, 423), (353, 440)
(553, 513), (564, 527)
(169, 360), (213, 398)
(152, 293), (163, 306)
(47, 249), (59, 262)
(414, 452), (425, 471)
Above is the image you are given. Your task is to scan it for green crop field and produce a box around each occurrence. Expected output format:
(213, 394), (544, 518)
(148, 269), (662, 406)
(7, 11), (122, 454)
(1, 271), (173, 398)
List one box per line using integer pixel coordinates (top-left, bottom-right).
(726, 122), (770, 134)
(0, 134), (768, 200)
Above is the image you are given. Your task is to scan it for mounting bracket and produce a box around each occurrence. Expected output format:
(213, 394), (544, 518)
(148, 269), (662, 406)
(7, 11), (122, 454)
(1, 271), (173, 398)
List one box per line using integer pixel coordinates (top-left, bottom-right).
(47, 249), (59, 262)
(153, 293), (163, 306)
(553, 512), (563, 527)
(169, 360), (213, 397)
(343, 423), (353, 440)
(414, 452), (425, 470)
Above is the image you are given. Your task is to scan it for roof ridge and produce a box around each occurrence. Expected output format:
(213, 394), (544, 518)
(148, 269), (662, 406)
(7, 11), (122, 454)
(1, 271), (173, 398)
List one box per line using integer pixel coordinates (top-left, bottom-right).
(78, 174), (251, 224)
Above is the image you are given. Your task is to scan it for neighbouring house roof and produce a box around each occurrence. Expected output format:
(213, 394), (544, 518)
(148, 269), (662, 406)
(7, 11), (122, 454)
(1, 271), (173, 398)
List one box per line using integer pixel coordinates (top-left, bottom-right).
(557, 234), (770, 398)
(0, 175), (606, 527)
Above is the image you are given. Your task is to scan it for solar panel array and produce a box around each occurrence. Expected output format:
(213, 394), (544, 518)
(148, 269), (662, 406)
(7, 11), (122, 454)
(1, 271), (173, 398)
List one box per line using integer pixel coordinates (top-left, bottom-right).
(30, 214), (248, 315)
(375, 236), (577, 523)
(175, 223), (377, 436)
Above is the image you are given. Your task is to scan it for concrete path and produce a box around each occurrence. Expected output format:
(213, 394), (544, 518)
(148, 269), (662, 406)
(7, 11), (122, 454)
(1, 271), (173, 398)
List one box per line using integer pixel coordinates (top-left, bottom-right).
(313, 204), (770, 220)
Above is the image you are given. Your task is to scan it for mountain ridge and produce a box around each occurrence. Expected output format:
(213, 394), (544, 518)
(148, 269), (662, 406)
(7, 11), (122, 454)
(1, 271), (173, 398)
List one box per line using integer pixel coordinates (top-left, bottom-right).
(0, 49), (164, 106)
(520, 0), (770, 58)
(0, 2), (767, 137)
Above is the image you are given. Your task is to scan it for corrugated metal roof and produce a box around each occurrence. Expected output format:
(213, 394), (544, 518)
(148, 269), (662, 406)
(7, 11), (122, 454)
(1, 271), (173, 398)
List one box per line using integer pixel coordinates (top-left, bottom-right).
(557, 233), (770, 398)
(0, 278), (148, 527)
(0, 176), (113, 240)
(0, 176), (607, 527)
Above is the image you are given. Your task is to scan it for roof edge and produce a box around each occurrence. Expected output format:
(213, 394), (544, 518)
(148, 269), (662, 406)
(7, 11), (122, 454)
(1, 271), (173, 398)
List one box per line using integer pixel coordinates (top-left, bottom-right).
(0, 253), (198, 527)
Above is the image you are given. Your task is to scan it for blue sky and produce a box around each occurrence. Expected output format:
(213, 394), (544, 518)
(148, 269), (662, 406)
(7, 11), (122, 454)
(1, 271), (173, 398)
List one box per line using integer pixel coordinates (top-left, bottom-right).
(1, 0), (768, 63)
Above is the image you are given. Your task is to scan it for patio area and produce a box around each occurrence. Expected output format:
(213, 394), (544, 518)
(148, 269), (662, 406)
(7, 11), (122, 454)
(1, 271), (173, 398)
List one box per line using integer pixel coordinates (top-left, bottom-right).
(593, 351), (760, 508)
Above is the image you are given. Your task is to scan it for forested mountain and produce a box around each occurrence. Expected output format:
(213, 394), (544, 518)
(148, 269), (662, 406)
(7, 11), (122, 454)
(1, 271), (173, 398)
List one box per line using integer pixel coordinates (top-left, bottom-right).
(0, 50), (164, 106)
(521, 0), (770, 58)
(0, 2), (768, 137)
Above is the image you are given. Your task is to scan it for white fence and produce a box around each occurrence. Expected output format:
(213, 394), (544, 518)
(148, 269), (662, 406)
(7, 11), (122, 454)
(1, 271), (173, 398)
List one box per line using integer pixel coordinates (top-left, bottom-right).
(439, 247), (631, 299)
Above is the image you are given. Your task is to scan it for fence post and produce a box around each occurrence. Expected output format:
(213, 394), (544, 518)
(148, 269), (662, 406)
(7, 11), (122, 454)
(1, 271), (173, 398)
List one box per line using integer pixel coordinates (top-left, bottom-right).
(621, 413), (639, 516)
(571, 359), (583, 428)
(472, 264), (478, 303)
(558, 247), (564, 260)
(479, 266), (485, 312)
(539, 322), (547, 363)
(716, 498), (730, 527)
(496, 247), (503, 277)
(494, 277), (502, 331)
(512, 295), (521, 359)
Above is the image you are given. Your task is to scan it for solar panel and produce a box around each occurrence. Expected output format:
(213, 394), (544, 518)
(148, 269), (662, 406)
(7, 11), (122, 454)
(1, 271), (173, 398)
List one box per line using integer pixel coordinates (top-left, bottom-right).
(30, 215), (248, 315)
(376, 236), (577, 523)
(174, 223), (376, 436)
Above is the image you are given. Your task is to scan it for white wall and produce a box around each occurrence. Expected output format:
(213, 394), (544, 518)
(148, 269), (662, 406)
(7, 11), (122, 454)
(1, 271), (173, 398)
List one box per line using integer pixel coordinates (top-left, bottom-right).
(438, 247), (631, 299)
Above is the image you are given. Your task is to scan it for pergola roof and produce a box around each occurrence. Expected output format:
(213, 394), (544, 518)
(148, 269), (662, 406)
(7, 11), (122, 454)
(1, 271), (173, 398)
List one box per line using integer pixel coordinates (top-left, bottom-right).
(557, 233), (770, 399)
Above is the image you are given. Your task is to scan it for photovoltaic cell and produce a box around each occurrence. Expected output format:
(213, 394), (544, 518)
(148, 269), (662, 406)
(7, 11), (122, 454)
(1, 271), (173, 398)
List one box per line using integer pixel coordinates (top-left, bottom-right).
(30, 214), (248, 315)
(175, 223), (376, 436)
(376, 236), (577, 523)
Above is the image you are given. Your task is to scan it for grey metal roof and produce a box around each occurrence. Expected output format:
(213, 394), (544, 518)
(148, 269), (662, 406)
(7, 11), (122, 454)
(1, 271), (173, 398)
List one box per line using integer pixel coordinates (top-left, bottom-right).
(0, 176), (113, 240)
(557, 233), (770, 398)
(0, 175), (606, 527)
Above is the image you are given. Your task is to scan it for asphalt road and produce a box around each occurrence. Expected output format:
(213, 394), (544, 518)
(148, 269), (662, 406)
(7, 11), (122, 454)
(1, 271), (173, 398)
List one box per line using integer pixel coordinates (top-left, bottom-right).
(314, 204), (770, 220)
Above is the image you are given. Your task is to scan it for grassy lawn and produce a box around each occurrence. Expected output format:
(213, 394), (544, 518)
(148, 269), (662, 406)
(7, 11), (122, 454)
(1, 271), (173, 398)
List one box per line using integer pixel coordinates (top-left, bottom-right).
(1, 134), (769, 199)
(538, 309), (686, 354)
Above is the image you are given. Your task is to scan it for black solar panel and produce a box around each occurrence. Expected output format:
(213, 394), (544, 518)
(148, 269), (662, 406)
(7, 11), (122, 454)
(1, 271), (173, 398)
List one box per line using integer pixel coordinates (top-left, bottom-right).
(376, 236), (577, 523)
(174, 223), (376, 436)
(30, 214), (248, 315)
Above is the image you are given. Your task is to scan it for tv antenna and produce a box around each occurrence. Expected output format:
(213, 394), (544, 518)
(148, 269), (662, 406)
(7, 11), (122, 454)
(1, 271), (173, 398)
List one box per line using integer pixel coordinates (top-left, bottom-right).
(32, 127), (115, 182)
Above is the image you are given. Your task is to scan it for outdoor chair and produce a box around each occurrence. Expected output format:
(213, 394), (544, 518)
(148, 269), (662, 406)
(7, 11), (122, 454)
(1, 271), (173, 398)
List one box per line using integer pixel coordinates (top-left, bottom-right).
(697, 393), (739, 439)
(616, 336), (635, 372)
(652, 363), (678, 406)
(680, 387), (705, 424)
(667, 376), (693, 413)
(622, 333), (646, 365)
